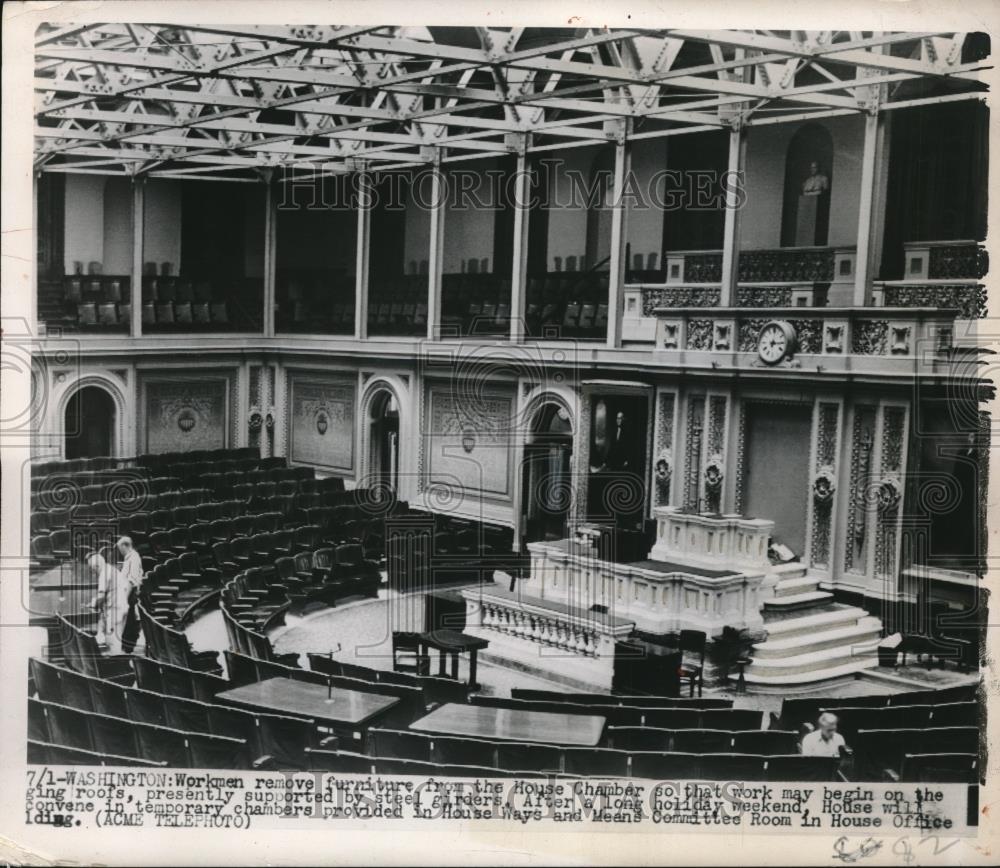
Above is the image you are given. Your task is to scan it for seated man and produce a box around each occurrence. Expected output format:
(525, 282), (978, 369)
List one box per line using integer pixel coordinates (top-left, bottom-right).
(801, 712), (849, 758)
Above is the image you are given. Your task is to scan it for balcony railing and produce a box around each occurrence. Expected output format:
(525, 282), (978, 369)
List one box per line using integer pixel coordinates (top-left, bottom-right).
(873, 281), (986, 319)
(657, 245), (849, 285)
(902, 240), (988, 281)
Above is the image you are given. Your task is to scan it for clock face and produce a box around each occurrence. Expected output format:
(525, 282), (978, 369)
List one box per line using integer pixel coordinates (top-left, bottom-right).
(758, 321), (793, 364)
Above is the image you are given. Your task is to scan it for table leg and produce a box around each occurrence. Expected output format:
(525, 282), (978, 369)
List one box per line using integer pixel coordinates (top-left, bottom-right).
(451, 651), (459, 680)
(438, 649), (447, 677)
(468, 649), (478, 690)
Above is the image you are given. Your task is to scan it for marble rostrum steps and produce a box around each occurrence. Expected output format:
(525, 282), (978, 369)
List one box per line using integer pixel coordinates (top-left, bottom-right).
(742, 567), (883, 687)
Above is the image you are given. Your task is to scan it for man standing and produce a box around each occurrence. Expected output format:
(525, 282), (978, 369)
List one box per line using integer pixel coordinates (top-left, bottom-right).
(117, 536), (144, 653)
(88, 553), (129, 654)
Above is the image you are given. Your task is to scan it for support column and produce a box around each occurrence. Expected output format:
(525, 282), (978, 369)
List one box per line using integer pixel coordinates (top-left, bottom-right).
(509, 146), (530, 342)
(262, 173), (277, 338)
(606, 135), (631, 348)
(130, 177), (145, 338)
(354, 167), (372, 340)
(854, 110), (884, 307)
(426, 155), (446, 341)
(30, 173), (38, 335)
(719, 123), (746, 307)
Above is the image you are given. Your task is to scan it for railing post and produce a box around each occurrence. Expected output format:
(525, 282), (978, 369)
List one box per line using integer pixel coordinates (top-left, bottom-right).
(719, 122), (746, 308)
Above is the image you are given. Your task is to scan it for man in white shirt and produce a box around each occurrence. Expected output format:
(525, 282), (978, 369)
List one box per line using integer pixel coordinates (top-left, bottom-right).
(117, 536), (144, 653)
(801, 712), (848, 758)
(88, 553), (129, 653)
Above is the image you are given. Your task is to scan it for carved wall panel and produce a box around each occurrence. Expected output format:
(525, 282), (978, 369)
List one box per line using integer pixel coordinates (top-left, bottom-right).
(289, 374), (356, 472)
(682, 395), (705, 510)
(686, 319), (714, 350)
(808, 401), (841, 570)
(844, 404), (877, 575)
(653, 391), (676, 508)
(423, 386), (515, 500)
(873, 405), (907, 583)
(143, 378), (229, 454)
(704, 395), (728, 513)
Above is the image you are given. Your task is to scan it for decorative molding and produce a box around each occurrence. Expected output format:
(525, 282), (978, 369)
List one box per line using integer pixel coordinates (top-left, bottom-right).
(823, 321), (846, 354)
(791, 318), (823, 355)
(686, 319), (713, 351)
(851, 320), (889, 355)
(738, 319), (769, 354)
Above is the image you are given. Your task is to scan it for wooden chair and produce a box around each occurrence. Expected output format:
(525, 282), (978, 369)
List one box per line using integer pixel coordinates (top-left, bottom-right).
(677, 629), (706, 697)
(392, 631), (431, 676)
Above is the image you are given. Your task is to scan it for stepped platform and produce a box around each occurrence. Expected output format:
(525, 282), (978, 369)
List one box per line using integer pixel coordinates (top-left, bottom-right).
(743, 568), (883, 688)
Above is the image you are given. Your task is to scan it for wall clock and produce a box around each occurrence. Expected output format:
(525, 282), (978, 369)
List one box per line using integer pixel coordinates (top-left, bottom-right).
(757, 320), (797, 365)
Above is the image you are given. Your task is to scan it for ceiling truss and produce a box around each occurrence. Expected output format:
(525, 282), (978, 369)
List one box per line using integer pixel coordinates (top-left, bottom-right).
(34, 24), (988, 179)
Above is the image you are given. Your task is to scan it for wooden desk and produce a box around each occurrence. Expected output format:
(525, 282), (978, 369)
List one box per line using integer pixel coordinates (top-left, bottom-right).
(417, 630), (489, 687)
(216, 677), (399, 728)
(409, 702), (606, 746)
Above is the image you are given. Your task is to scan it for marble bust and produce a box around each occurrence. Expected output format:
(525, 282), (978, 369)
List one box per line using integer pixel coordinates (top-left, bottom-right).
(802, 161), (829, 196)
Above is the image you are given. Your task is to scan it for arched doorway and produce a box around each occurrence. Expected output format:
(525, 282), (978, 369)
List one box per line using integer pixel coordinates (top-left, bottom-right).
(369, 391), (400, 497)
(521, 402), (574, 544)
(65, 386), (116, 459)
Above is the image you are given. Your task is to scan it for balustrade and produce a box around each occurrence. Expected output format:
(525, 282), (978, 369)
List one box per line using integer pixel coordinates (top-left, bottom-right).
(476, 597), (601, 657)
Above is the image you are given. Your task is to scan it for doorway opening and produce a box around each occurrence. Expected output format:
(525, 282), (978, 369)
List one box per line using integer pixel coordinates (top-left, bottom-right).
(65, 385), (116, 459)
(521, 402), (574, 544)
(741, 402), (813, 556)
(369, 391), (400, 497)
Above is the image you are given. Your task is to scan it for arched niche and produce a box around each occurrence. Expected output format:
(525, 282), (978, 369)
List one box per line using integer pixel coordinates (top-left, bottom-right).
(780, 123), (834, 247)
(62, 382), (121, 459)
